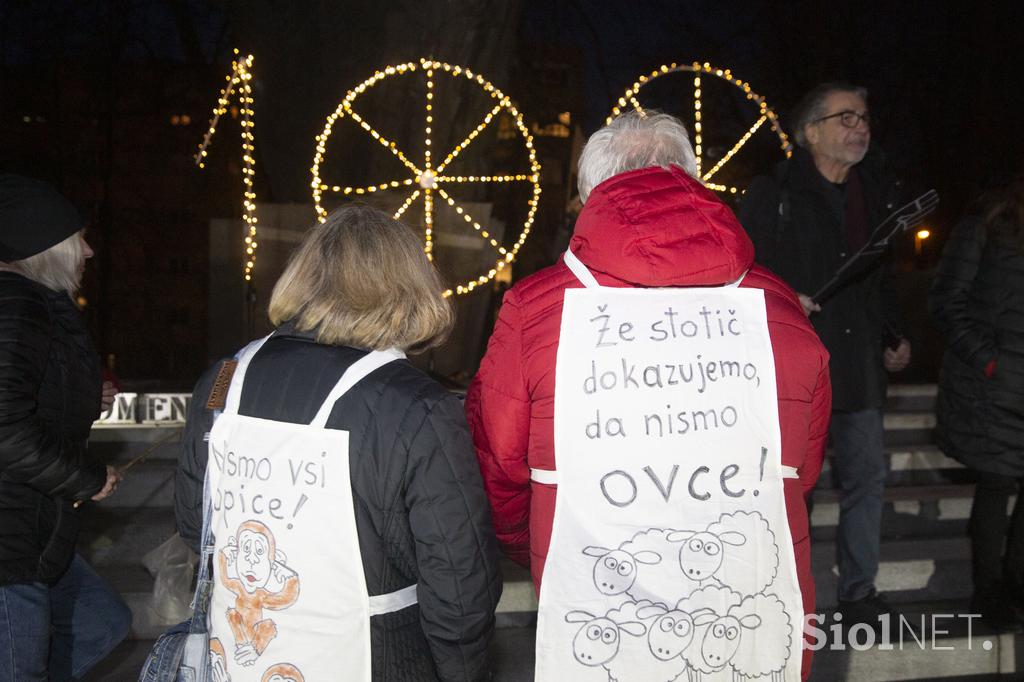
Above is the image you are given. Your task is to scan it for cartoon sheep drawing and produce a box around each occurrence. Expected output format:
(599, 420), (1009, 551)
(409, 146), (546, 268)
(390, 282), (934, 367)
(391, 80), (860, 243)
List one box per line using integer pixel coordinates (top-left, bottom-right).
(568, 600), (709, 682)
(676, 585), (742, 679)
(582, 545), (662, 596)
(676, 587), (792, 682)
(667, 527), (746, 584)
(702, 511), (779, 597)
(606, 601), (691, 682)
(691, 610), (761, 672)
(565, 607), (646, 669)
(641, 602), (710, 664)
(721, 593), (792, 682)
(607, 528), (699, 605)
(609, 513), (776, 607)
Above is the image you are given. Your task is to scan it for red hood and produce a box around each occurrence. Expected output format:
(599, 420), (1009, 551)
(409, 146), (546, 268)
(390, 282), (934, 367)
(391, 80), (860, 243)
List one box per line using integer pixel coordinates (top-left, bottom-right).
(569, 165), (754, 286)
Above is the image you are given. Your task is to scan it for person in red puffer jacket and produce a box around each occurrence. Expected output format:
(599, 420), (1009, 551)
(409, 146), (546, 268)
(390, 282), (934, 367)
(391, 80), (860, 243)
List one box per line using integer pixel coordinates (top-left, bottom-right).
(465, 112), (831, 680)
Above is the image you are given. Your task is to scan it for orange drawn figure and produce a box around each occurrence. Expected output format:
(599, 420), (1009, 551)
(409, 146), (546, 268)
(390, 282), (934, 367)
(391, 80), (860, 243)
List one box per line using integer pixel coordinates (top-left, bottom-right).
(210, 638), (231, 682)
(219, 520), (301, 667)
(261, 662), (305, 682)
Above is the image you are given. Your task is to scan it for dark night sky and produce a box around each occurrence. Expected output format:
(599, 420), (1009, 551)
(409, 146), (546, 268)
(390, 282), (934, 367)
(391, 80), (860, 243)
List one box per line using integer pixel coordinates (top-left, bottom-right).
(2, 1), (1021, 380)
(5, 0), (1021, 212)
(520, 1), (1024, 203)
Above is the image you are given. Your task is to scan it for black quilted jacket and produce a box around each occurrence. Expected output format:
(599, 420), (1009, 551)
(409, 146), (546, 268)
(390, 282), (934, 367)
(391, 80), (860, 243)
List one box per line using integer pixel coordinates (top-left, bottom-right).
(930, 215), (1024, 476)
(740, 148), (902, 411)
(175, 328), (502, 681)
(0, 271), (106, 585)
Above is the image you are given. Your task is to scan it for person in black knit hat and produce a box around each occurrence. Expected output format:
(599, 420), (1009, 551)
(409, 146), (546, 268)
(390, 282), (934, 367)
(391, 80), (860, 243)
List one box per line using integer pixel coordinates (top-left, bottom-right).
(0, 175), (131, 679)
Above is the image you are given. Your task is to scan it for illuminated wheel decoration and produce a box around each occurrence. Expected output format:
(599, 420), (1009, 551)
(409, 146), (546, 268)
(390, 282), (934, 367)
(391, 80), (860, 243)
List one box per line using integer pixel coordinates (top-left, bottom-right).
(608, 61), (792, 195)
(311, 58), (542, 296)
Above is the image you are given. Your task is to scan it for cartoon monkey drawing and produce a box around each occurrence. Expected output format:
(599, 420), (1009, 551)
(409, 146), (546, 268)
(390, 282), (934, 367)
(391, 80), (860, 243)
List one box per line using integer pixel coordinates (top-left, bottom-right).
(210, 638), (231, 682)
(261, 662), (305, 682)
(219, 520), (301, 666)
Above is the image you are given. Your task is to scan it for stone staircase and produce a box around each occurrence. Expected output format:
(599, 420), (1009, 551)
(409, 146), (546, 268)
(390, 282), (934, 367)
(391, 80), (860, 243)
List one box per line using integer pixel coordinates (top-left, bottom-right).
(80, 385), (1021, 680)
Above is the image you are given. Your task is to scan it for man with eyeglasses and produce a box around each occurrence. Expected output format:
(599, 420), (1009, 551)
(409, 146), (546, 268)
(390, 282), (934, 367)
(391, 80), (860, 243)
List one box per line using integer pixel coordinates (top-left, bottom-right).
(739, 82), (911, 634)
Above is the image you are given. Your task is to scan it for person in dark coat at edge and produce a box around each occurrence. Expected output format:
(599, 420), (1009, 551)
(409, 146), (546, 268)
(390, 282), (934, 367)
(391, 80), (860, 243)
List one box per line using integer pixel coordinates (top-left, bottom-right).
(0, 175), (131, 680)
(175, 205), (501, 681)
(929, 176), (1024, 631)
(467, 111), (831, 680)
(739, 82), (911, 631)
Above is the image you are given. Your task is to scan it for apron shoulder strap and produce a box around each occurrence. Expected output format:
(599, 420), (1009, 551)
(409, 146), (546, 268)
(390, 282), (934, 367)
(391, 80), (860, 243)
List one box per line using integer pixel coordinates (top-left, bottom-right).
(564, 248), (748, 289)
(564, 248), (601, 289)
(310, 347), (406, 428)
(222, 334), (274, 416)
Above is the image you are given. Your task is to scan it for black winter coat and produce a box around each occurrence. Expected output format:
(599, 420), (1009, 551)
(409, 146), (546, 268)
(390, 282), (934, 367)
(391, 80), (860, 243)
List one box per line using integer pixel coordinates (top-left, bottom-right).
(0, 272), (106, 585)
(739, 148), (902, 410)
(929, 215), (1024, 476)
(175, 329), (502, 682)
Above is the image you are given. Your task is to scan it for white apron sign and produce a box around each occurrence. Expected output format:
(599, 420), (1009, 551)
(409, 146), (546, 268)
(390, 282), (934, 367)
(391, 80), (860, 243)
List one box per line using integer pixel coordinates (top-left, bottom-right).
(535, 252), (803, 682)
(207, 337), (413, 682)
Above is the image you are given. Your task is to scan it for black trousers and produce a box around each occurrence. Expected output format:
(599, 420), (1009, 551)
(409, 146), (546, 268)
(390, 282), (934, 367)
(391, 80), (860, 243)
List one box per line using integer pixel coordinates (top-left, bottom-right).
(970, 470), (1024, 594)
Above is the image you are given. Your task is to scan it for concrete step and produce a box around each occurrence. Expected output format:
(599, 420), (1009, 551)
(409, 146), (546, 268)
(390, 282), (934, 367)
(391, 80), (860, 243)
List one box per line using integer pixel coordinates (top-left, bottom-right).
(812, 536), (971, 609)
(883, 412), (936, 446)
(810, 486), (989, 542)
(818, 446), (966, 490)
(886, 383), (938, 413)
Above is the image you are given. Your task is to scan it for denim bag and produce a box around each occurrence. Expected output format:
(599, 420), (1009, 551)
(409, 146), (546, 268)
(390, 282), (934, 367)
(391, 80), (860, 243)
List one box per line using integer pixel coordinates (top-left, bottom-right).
(138, 449), (216, 681)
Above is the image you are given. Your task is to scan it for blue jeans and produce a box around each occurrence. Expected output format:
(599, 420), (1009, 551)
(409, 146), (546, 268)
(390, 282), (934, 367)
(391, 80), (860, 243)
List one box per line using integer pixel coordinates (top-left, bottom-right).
(0, 554), (132, 681)
(830, 408), (888, 602)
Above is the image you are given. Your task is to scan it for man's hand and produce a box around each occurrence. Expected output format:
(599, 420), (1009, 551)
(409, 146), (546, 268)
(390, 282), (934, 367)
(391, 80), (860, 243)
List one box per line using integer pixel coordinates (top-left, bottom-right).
(90, 465), (121, 501)
(100, 381), (117, 413)
(797, 293), (821, 317)
(884, 338), (912, 372)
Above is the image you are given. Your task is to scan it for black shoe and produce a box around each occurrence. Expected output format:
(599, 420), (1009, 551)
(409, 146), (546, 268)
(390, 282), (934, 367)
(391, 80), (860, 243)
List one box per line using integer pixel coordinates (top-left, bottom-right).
(837, 591), (907, 636)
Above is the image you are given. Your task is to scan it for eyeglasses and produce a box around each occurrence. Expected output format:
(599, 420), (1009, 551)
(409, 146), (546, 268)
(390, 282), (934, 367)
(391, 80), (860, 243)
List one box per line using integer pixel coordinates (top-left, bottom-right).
(813, 110), (870, 128)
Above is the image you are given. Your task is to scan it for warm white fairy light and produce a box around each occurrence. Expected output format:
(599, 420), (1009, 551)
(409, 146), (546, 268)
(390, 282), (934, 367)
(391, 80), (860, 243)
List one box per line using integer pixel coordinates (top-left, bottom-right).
(195, 50), (260, 282)
(607, 61), (792, 196)
(436, 187), (508, 255)
(702, 114), (767, 183)
(393, 189), (422, 219)
(434, 174), (536, 183)
(311, 57), (542, 297)
(435, 103), (503, 175)
(694, 74), (703, 178)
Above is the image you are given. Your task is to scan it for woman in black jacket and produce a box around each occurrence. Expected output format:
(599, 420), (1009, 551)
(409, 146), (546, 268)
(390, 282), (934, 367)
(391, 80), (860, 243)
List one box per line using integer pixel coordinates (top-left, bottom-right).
(929, 177), (1024, 631)
(0, 175), (131, 678)
(175, 204), (501, 681)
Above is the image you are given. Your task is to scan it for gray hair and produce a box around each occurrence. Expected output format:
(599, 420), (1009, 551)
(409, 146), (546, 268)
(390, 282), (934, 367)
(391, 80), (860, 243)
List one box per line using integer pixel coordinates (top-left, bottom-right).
(792, 82), (868, 148)
(1, 230), (86, 294)
(577, 111), (698, 203)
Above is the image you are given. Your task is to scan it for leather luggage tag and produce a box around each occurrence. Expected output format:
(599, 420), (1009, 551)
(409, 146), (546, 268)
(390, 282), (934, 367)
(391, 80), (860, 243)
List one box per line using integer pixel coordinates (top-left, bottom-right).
(206, 360), (238, 410)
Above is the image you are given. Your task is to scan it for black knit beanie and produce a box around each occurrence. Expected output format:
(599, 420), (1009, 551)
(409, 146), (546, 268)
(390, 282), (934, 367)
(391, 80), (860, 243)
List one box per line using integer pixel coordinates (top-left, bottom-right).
(0, 175), (83, 262)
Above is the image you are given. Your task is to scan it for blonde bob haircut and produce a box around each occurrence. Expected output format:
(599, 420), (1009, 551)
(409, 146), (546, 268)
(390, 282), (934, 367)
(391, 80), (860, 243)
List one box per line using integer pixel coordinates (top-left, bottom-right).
(3, 230), (87, 294)
(269, 204), (454, 353)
